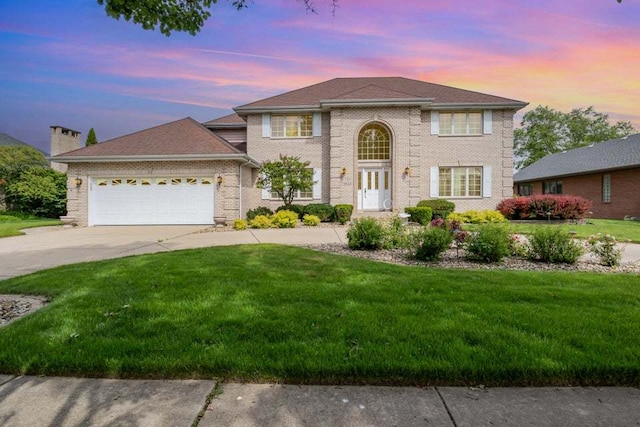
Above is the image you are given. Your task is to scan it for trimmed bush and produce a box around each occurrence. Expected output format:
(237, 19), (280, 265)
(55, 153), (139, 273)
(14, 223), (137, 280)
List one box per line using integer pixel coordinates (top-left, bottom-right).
(272, 210), (298, 228)
(526, 227), (584, 264)
(417, 200), (455, 219)
(247, 206), (273, 221)
(334, 204), (353, 225)
(465, 224), (512, 263)
(587, 233), (622, 267)
(381, 216), (406, 249)
(448, 210), (506, 224)
(232, 219), (248, 230)
(347, 217), (385, 250)
(404, 226), (453, 261)
(304, 203), (335, 222)
(404, 206), (433, 225)
(302, 214), (321, 226)
(249, 215), (273, 229)
(497, 195), (592, 220)
(277, 204), (306, 219)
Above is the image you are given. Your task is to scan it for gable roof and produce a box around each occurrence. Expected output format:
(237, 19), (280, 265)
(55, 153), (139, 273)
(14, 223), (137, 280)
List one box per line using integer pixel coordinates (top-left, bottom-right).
(51, 117), (258, 164)
(202, 113), (246, 128)
(0, 132), (31, 147)
(235, 77), (527, 112)
(514, 133), (640, 182)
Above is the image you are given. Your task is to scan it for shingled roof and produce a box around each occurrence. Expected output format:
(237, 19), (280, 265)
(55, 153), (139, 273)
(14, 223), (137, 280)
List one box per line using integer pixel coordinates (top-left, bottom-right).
(235, 77), (527, 111)
(0, 132), (31, 147)
(51, 117), (256, 163)
(514, 133), (640, 182)
(202, 113), (246, 128)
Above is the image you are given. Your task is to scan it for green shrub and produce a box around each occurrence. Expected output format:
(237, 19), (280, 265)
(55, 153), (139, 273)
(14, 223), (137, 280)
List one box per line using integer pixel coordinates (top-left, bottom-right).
(272, 210), (298, 228)
(404, 207), (433, 225)
(334, 204), (354, 224)
(5, 168), (67, 218)
(465, 224), (512, 263)
(587, 233), (622, 267)
(527, 227), (584, 264)
(381, 216), (406, 249)
(347, 217), (385, 250)
(232, 219), (248, 230)
(249, 215), (273, 229)
(277, 204), (306, 219)
(247, 206), (273, 221)
(448, 210), (506, 224)
(417, 200), (455, 219)
(302, 214), (321, 226)
(304, 203), (335, 222)
(404, 226), (453, 261)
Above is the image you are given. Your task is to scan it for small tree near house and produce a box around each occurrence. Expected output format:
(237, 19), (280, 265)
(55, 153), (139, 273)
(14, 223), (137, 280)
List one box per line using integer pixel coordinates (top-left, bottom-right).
(85, 128), (98, 146)
(256, 155), (314, 208)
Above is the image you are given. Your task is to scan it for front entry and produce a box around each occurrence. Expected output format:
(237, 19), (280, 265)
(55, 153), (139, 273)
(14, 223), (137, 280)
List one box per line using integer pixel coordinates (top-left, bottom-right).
(358, 168), (391, 211)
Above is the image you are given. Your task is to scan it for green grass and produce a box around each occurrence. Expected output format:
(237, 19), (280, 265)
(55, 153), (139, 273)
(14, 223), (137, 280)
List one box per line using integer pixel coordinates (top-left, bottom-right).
(1, 244), (639, 386)
(467, 219), (640, 243)
(0, 218), (62, 238)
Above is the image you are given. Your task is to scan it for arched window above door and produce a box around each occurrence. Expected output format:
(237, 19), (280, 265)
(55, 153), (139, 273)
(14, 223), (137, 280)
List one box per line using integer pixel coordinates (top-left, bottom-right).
(358, 123), (390, 161)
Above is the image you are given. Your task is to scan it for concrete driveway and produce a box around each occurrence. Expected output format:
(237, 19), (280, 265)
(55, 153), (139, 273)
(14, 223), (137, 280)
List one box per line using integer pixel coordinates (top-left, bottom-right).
(0, 225), (347, 280)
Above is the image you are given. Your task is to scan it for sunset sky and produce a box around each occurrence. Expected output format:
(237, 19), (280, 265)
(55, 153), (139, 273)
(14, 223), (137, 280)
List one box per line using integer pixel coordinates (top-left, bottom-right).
(1, 0), (638, 153)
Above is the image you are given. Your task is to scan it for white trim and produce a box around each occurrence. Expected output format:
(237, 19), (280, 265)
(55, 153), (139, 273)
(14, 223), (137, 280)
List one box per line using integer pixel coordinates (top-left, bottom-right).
(262, 113), (271, 138)
(430, 111), (439, 135)
(313, 168), (322, 199)
(483, 110), (493, 134)
(312, 112), (322, 137)
(483, 165), (492, 197)
(430, 166), (439, 197)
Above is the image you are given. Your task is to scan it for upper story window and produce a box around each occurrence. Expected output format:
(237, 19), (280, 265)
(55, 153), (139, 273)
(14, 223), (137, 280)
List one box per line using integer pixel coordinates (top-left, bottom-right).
(543, 180), (562, 195)
(271, 114), (313, 138)
(358, 123), (391, 161)
(439, 112), (483, 135)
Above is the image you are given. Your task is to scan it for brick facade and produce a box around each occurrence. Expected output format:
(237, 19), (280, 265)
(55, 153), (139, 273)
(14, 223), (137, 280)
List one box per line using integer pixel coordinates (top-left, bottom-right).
(515, 167), (640, 219)
(244, 108), (515, 213)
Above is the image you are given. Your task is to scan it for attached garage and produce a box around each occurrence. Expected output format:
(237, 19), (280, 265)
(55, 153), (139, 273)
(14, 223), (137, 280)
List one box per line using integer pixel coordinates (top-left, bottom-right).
(52, 117), (259, 227)
(89, 177), (215, 225)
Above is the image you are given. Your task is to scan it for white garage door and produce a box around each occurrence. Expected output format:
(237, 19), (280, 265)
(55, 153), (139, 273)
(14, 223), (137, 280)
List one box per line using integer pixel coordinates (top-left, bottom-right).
(89, 177), (215, 225)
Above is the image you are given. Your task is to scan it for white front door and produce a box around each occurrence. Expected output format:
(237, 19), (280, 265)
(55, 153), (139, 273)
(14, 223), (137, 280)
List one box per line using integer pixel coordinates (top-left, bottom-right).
(358, 168), (391, 211)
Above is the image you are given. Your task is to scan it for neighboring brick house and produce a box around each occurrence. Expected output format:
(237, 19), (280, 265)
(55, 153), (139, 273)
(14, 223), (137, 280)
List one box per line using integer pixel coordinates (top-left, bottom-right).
(513, 133), (640, 219)
(52, 77), (527, 226)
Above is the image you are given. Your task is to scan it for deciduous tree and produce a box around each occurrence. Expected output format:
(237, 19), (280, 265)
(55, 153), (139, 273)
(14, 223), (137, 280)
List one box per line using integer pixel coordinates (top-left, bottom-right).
(514, 106), (635, 169)
(256, 155), (314, 207)
(98, 0), (338, 36)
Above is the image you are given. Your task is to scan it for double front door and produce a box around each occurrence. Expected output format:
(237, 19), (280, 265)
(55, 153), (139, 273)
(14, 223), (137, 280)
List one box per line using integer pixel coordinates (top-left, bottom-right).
(357, 168), (391, 211)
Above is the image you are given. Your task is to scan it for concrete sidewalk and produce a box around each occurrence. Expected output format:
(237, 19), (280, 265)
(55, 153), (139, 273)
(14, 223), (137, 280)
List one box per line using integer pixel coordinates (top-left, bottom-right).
(1, 376), (639, 426)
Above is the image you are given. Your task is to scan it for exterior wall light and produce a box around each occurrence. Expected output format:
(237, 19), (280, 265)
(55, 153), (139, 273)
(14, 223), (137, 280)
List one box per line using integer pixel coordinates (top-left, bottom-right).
(216, 175), (223, 185)
(74, 177), (83, 187)
(404, 167), (411, 176)
(341, 167), (347, 176)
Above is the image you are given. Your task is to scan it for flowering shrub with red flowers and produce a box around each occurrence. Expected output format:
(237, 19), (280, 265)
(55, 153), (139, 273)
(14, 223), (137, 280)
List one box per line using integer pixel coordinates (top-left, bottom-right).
(497, 195), (592, 220)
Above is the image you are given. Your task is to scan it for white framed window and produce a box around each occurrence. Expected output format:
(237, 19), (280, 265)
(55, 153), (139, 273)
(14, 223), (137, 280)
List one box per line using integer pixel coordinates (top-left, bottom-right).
(270, 114), (313, 138)
(602, 174), (611, 203)
(270, 168), (314, 200)
(438, 167), (482, 197)
(439, 112), (483, 135)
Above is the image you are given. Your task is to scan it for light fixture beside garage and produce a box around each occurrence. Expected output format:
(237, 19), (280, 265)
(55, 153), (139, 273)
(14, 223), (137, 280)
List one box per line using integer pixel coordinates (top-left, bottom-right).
(74, 177), (83, 187)
(216, 175), (223, 186)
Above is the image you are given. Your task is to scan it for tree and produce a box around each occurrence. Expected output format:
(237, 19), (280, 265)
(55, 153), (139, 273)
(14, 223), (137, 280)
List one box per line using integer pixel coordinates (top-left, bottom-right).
(85, 128), (98, 146)
(514, 105), (635, 169)
(5, 168), (67, 218)
(97, 0), (338, 36)
(0, 146), (48, 185)
(256, 155), (314, 207)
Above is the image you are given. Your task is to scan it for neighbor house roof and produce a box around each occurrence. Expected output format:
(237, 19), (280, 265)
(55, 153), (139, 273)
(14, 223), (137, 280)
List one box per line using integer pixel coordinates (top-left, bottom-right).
(514, 133), (640, 182)
(51, 117), (259, 165)
(0, 133), (31, 147)
(235, 77), (527, 112)
(202, 113), (246, 128)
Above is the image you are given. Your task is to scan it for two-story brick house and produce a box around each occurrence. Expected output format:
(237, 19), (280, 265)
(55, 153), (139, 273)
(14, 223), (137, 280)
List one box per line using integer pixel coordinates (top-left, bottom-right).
(52, 77), (527, 226)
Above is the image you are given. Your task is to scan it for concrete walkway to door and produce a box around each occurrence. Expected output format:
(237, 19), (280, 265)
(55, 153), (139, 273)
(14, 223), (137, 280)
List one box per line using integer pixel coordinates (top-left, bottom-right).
(0, 225), (348, 280)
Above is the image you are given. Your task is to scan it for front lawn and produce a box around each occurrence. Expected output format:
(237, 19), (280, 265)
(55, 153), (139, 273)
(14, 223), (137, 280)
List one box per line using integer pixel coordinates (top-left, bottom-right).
(0, 245), (639, 385)
(467, 219), (640, 243)
(0, 218), (62, 238)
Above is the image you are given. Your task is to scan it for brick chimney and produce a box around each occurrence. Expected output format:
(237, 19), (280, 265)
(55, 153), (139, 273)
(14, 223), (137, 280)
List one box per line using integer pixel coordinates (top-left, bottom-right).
(50, 125), (81, 173)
